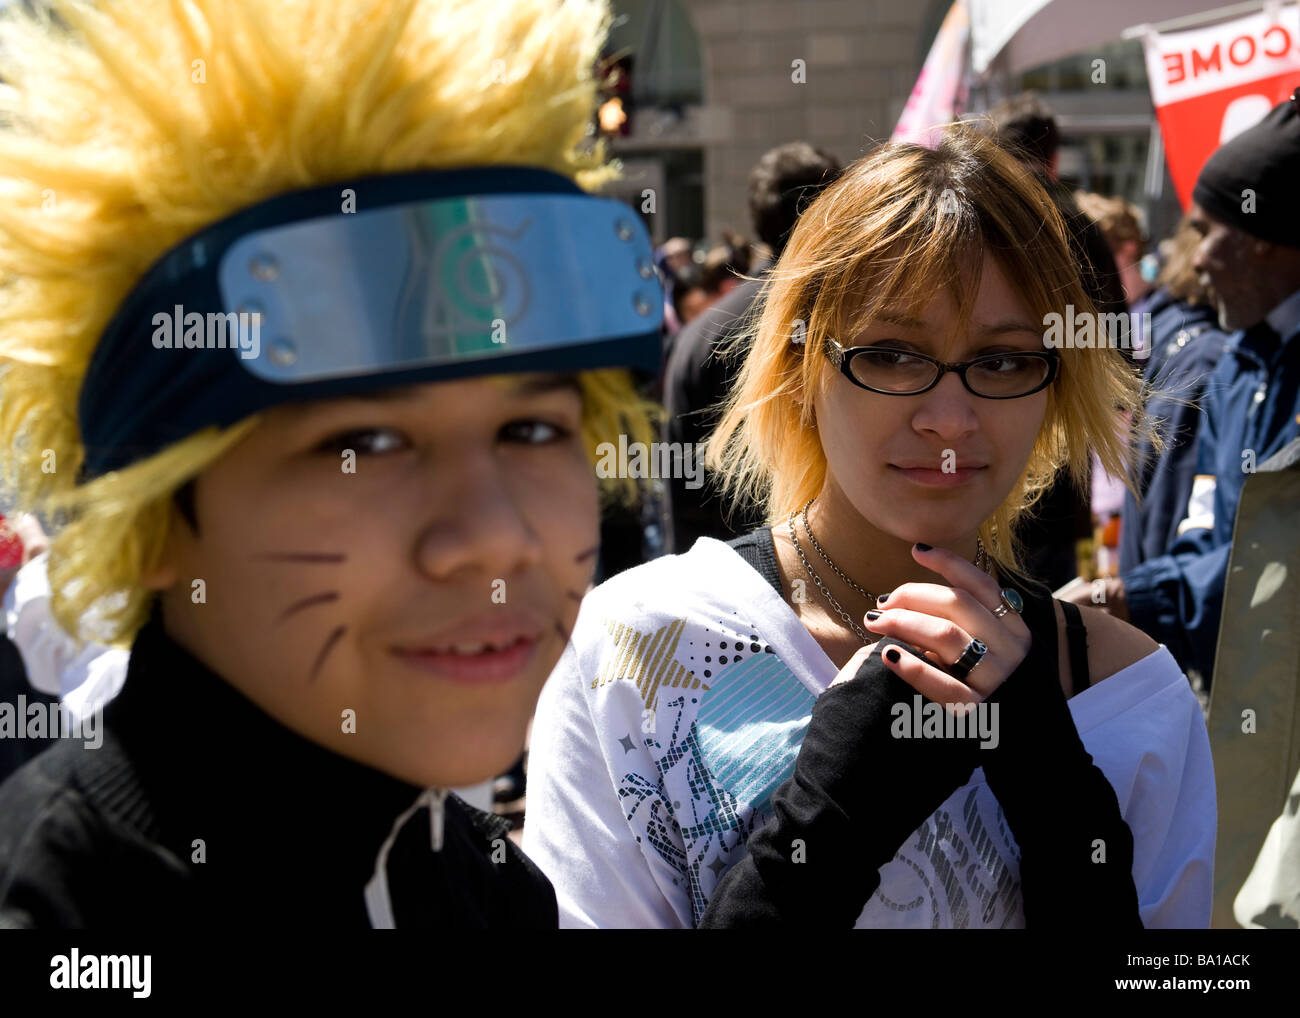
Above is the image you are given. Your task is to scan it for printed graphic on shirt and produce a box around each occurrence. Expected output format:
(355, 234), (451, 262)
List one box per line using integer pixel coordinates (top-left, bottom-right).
(618, 695), (755, 924)
(695, 651), (815, 811)
(866, 787), (1023, 928)
(597, 610), (1029, 927)
(592, 617), (709, 711)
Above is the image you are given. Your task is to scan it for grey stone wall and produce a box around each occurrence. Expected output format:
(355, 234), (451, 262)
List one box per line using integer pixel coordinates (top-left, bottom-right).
(685, 0), (937, 241)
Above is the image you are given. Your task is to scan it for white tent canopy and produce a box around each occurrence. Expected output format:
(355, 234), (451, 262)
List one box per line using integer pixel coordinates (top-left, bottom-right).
(968, 0), (1282, 74)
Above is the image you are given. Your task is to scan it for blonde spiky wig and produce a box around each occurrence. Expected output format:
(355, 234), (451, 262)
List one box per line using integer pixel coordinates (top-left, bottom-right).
(706, 126), (1156, 573)
(0, 0), (658, 644)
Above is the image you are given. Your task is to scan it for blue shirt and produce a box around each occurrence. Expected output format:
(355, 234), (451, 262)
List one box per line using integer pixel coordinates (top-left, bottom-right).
(1120, 291), (1228, 571)
(1123, 287), (1300, 685)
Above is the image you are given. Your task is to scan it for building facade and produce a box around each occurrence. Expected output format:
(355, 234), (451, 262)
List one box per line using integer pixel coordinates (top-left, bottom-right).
(604, 0), (1178, 253)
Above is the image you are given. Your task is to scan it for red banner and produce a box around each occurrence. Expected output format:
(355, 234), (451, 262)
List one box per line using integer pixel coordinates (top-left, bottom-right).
(1143, 9), (1300, 209)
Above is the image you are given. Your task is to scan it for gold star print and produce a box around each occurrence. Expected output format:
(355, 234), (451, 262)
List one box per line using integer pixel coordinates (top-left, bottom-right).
(592, 617), (709, 712)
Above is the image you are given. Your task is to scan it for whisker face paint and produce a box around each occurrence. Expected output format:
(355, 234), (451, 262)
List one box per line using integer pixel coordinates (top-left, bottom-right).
(308, 625), (347, 684)
(277, 591), (341, 622)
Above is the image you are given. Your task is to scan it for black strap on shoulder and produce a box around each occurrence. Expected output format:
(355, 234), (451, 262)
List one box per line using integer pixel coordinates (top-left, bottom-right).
(726, 527), (783, 597)
(1060, 600), (1091, 697)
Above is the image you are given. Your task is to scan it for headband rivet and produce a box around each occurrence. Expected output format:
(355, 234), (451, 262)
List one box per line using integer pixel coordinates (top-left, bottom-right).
(268, 338), (298, 365)
(637, 257), (654, 279)
(249, 253), (279, 282)
(634, 292), (652, 316)
(615, 218), (634, 241)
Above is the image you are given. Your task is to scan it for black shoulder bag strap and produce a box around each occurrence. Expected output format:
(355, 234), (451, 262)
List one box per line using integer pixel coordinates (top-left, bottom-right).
(726, 527), (783, 597)
(1059, 600), (1091, 697)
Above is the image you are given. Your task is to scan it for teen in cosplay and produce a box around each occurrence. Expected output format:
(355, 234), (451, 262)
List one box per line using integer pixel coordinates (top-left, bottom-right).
(0, 0), (662, 928)
(524, 128), (1217, 928)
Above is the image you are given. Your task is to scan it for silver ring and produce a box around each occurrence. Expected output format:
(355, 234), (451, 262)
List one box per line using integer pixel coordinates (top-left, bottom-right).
(992, 587), (1023, 618)
(949, 638), (988, 681)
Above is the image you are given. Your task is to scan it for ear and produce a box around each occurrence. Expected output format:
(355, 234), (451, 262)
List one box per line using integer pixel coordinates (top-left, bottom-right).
(139, 554), (179, 592)
(138, 501), (189, 591)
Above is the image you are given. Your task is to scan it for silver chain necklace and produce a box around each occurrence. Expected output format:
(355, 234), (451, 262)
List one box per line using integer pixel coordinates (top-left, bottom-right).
(788, 497), (989, 645)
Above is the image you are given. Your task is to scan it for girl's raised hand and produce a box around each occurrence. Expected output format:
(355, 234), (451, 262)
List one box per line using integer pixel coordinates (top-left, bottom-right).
(861, 543), (1031, 707)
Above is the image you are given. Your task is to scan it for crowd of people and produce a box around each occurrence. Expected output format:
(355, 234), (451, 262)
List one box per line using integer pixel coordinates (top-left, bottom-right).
(0, 0), (1296, 937)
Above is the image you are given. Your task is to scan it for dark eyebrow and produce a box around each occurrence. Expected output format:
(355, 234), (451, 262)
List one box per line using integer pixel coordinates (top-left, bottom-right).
(973, 319), (1041, 336)
(867, 316), (1041, 337)
(873, 313), (925, 329)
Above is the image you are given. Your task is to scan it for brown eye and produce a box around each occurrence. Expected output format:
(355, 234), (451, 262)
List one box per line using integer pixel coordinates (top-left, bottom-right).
(316, 428), (408, 455)
(499, 419), (573, 445)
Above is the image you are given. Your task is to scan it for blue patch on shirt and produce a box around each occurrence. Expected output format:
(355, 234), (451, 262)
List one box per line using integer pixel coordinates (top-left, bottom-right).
(694, 653), (814, 811)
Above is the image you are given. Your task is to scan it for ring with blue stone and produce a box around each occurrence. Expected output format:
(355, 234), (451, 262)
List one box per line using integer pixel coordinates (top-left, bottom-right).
(949, 638), (988, 680)
(991, 587), (1023, 619)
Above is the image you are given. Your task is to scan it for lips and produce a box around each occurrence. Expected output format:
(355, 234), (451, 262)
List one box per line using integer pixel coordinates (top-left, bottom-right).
(889, 461), (988, 471)
(426, 636), (528, 655)
(389, 615), (545, 685)
(888, 463), (988, 488)
(391, 636), (540, 685)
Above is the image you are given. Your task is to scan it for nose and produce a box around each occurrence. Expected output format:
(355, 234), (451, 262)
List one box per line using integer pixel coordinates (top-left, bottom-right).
(1192, 238), (1210, 276)
(910, 369), (980, 442)
(412, 450), (545, 587)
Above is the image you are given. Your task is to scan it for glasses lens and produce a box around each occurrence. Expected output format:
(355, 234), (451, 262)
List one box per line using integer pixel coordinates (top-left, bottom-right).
(966, 354), (1050, 397)
(849, 349), (938, 393)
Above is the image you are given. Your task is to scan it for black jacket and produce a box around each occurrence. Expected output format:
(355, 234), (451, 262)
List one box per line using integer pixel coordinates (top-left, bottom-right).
(0, 632), (55, 785)
(0, 607), (556, 928)
(661, 272), (769, 553)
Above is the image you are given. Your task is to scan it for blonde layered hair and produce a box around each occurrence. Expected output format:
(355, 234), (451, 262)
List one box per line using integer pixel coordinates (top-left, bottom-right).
(706, 126), (1152, 571)
(0, 0), (657, 644)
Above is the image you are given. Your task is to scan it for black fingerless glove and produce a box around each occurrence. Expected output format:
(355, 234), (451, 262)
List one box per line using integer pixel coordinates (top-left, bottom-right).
(699, 637), (982, 927)
(981, 630), (1143, 928)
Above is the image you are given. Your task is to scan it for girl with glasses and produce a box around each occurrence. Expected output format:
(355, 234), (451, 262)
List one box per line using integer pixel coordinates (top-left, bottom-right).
(524, 127), (1215, 928)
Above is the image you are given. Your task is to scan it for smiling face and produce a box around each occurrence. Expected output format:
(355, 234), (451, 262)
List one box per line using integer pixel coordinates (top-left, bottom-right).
(812, 252), (1050, 549)
(145, 371), (599, 788)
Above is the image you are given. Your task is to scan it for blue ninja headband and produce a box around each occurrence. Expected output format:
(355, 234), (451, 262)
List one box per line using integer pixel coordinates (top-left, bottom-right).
(77, 166), (663, 478)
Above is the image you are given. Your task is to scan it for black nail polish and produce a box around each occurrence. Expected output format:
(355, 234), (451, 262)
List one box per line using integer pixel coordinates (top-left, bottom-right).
(915, 542), (932, 552)
(865, 610), (882, 621)
(885, 648), (900, 663)
(877, 592), (889, 604)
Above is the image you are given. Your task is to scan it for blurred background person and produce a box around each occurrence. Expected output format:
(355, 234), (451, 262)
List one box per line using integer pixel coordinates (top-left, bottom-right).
(1075, 191), (1154, 310)
(982, 94), (1127, 591)
(656, 236), (693, 337)
(697, 230), (753, 302)
(1119, 218), (1228, 579)
(662, 141), (842, 554)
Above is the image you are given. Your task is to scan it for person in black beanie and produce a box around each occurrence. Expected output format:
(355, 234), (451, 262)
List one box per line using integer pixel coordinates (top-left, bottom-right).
(1067, 88), (1300, 689)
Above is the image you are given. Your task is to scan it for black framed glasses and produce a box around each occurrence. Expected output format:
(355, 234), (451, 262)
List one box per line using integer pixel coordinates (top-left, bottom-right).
(826, 339), (1059, 399)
